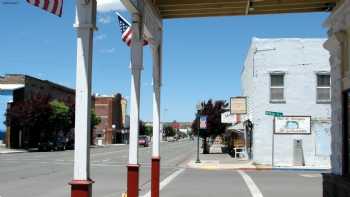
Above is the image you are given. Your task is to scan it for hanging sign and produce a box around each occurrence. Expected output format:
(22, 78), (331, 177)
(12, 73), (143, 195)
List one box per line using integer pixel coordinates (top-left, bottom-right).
(274, 116), (311, 134)
(199, 116), (207, 129)
(230, 97), (247, 114)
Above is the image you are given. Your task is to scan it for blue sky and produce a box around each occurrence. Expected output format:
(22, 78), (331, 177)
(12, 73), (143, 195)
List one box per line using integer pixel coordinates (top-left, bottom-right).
(0, 1), (329, 128)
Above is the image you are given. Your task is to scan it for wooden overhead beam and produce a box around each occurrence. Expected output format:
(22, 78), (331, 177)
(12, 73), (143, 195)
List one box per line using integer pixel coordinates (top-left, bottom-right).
(161, 6), (328, 19)
(157, 0), (335, 7)
(157, 1), (334, 16)
(158, 5), (247, 12)
(159, 3), (330, 16)
(121, 0), (162, 44)
(157, 1), (334, 10)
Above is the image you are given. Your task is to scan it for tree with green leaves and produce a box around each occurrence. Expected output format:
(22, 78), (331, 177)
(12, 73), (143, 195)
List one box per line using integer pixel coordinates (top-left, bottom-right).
(6, 97), (102, 148)
(191, 99), (229, 154)
(91, 110), (101, 130)
(49, 100), (71, 136)
(5, 96), (53, 148)
(164, 125), (176, 137)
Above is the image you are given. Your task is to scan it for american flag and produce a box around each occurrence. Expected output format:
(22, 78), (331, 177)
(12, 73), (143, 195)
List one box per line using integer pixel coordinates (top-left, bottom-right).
(117, 13), (148, 47)
(26, 0), (63, 17)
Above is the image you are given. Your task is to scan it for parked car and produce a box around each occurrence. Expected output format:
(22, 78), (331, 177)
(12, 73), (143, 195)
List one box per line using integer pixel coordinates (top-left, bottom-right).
(167, 136), (176, 142)
(138, 135), (149, 147)
(38, 136), (66, 151)
(54, 136), (66, 151)
(38, 140), (55, 151)
(65, 139), (74, 150)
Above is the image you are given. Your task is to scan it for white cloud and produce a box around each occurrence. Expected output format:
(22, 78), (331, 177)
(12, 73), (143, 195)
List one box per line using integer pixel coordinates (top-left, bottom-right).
(98, 15), (112, 24)
(95, 34), (107, 40)
(100, 48), (116, 53)
(97, 0), (126, 12)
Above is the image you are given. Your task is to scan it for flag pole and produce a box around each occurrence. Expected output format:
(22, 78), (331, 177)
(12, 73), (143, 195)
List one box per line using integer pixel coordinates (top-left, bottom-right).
(115, 11), (132, 26)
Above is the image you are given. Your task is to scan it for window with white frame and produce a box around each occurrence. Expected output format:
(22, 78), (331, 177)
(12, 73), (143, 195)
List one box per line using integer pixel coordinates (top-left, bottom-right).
(270, 73), (285, 103)
(316, 74), (331, 103)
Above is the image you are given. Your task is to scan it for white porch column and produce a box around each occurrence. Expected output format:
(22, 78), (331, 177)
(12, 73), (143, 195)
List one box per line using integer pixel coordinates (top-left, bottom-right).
(127, 12), (144, 197)
(128, 12), (144, 165)
(70, 0), (96, 197)
(152, 44), (161, 158)
(129, 66), (142, 164)
(151, 41), (162, 197)
(73, 0), (96, 181)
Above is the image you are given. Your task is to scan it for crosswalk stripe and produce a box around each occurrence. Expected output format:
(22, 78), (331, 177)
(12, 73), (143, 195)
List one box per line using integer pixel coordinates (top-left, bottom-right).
(238, 170), (264, 197)
(141, 168), (185, 197)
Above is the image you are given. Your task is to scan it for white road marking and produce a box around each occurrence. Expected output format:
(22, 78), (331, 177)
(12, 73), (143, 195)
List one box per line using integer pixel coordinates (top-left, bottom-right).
(300, 174), (321, 178)
(141, 168), (185, 197)
(238, 170), (264, 197)
(91, 149), (127, 157)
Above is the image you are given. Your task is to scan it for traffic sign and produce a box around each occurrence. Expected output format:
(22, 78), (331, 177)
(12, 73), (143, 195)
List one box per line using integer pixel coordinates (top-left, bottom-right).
(265, 111), (283, 117)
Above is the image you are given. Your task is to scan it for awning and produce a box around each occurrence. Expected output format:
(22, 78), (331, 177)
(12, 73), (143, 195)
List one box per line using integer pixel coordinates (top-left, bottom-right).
(0, 84), (24, 95)
(227, 122), (244, 131)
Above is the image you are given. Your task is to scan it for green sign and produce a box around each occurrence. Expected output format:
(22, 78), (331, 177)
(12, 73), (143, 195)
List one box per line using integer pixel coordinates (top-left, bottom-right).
(265, 111), (283, 117)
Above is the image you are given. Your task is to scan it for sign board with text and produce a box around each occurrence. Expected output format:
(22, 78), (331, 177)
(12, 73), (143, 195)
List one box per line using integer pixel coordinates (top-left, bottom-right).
(265, 111), (283, 117)
(221, 112), (241, 124)
(199, 116), (207, 129)
(274, 116), (311, 134)
(230, 97), (247, 114)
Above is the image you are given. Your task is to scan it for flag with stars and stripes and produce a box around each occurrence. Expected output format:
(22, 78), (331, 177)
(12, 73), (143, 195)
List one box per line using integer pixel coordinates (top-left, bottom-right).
(117, 13), (148, 47)
(26, 0), (63, 17)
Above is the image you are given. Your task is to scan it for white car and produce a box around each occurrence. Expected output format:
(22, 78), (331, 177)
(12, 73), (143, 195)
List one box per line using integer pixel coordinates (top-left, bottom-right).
(167, 136), (176, 142)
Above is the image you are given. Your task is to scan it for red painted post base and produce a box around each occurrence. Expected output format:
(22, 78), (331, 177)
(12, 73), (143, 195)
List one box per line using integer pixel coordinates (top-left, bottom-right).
(127, 164), (140, 197)
(151, 157), (160, 197)
(69, 180), (94, 197)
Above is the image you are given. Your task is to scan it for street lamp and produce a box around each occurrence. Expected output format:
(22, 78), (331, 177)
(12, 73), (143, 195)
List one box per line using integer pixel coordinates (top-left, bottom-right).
(163, 108), (168, 141)
(195, 102), (202, 163)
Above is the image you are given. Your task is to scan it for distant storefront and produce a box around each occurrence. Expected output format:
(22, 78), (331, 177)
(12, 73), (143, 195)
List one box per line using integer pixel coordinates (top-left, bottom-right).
(0, 74), (75, 148)
(93, 94), (128, 145)
(241, 38), (331, 168)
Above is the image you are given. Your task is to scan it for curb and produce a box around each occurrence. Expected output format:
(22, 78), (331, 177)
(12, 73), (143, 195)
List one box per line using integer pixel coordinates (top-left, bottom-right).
(187, 161), (331, 172)
(0, 151), (28, 154)
(245, 167), (331, 172)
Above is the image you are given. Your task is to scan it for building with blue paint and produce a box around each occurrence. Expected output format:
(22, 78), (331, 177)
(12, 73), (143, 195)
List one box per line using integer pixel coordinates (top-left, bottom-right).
(241, 38), (331, 168)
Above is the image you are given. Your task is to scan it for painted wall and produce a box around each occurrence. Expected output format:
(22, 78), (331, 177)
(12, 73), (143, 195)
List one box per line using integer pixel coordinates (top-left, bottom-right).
(241, 38), (331, 167)
(324, 0), (350, 175)
(0, 94), (12, 141)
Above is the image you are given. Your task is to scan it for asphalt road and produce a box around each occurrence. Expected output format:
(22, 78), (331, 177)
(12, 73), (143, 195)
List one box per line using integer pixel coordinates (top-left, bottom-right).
(160, 169), (323, 197)
(0, 140), (196, 197)
(0, 140), (324, 197)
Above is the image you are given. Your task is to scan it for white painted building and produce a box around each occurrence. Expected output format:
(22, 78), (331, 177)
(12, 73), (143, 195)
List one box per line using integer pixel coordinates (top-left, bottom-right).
(241, 38), (331, 168)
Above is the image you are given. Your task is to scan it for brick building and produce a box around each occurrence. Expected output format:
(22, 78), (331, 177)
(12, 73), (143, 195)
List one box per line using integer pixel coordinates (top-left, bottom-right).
(93, 94), (127, 145)
(0, 74), (75, 148)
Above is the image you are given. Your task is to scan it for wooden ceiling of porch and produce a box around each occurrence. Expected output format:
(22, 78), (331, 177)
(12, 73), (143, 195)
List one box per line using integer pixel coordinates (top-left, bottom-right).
(152, 0), (338, 19)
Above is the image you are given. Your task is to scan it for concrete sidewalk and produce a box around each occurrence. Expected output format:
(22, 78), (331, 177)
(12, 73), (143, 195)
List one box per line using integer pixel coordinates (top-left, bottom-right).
(187, 152), (255, 170)
(0, 145), (27, 154)
(186, 144), (330, 171)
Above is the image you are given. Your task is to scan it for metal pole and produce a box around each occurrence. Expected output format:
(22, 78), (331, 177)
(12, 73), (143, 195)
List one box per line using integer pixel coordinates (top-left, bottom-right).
(196, 114), (201, 163)
(272, 116), (275, 167)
